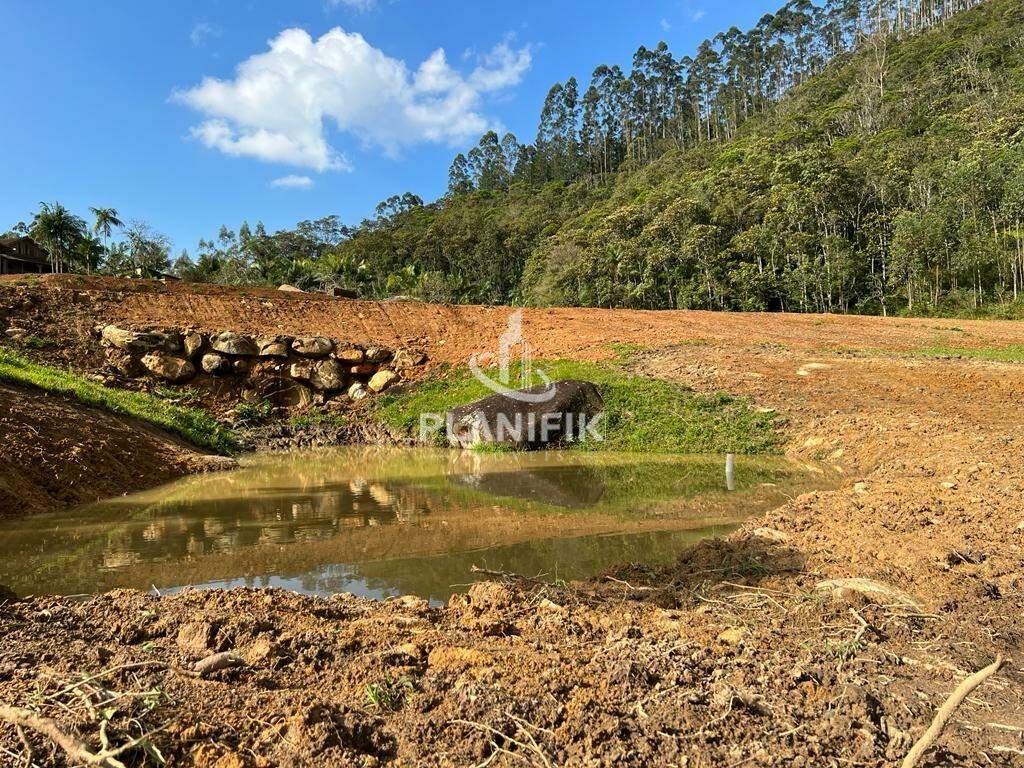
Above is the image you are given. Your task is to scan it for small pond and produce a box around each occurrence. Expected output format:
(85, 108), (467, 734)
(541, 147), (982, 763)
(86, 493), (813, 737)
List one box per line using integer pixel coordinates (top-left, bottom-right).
(0, 448), (835, 603)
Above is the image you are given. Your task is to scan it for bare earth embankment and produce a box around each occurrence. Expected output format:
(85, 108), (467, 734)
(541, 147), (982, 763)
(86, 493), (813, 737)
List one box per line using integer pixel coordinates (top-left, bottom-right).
(1, 276), (1022, 767)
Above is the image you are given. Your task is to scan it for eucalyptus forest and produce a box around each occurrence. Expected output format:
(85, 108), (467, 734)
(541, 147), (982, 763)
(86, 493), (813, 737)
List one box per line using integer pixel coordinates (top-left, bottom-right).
(9, 0), (1024, 317)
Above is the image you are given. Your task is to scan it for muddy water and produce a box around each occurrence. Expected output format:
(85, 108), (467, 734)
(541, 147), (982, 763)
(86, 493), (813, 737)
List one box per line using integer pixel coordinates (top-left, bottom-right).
(0, 448), (836, 603)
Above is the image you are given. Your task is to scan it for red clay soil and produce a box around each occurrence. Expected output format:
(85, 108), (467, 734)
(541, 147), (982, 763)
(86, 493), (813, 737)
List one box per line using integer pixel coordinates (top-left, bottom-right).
(6, 274), (1024, 369)
(0, 383), (232, 518)
(0, 277), (1022, 767)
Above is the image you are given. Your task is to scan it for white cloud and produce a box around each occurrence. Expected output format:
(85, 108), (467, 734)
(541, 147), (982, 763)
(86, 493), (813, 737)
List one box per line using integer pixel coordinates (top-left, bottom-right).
(174, 28), (531, 172)
(660, 18), (671, 31)
(690, 9), (706, 21)
(270, 174), (314, 189)
(190, 22), (221, 47)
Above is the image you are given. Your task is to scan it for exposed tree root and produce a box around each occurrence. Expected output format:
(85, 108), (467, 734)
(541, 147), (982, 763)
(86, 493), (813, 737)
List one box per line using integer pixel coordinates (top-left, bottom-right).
(901, 656), (1005, 768)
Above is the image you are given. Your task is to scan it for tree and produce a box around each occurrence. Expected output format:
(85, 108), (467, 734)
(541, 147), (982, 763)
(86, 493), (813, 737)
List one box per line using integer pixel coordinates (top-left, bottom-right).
(103, 220), (171, 277)
(89, 206), (124, 265)
(29, 202), (88, 273)
(448, 153), (473, 195)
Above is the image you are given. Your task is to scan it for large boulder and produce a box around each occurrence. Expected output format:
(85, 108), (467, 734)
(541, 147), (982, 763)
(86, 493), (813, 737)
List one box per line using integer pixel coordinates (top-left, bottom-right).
(257, 335), (291, 358)
(101, 325), (180, 353)
(141, 352), (196, 383)
(334, 346), (365, 364)
(292, 336), (334, 357)
(365, 346), (393, 364)
(309, 359), (346, 391)
(447, 380), (604, 451)
(210, 331), (257, 357)
(348, 382), (368, 401)
(183, 331), (205, 359)
(201, 353), (232, 375)
(367, 369), (399, 393)
(289, 361), (314, 381)
(104, 348), (144, 377)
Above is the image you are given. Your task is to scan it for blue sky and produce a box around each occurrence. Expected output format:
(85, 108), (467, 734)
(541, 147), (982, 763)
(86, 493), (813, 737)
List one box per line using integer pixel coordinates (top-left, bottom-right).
(1, 0), (781, 255)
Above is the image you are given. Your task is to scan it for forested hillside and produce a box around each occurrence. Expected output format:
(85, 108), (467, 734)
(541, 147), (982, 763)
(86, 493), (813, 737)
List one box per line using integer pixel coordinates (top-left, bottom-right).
(13, 0), (1024, 316)
(318, 0), (1024, 315)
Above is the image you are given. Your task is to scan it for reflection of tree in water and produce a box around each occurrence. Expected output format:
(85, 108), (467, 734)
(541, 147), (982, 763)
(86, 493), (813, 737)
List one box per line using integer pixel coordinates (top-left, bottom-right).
(1, 448), (836, 598)
(101, 480), (438, 563)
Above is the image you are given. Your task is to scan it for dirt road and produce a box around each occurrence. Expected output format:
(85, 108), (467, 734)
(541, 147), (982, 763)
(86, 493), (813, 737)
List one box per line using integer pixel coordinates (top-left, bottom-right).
(0, 276), (1022, 766)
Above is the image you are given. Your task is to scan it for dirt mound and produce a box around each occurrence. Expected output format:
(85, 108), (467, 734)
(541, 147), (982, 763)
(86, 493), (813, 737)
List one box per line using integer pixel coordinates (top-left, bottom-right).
(0, 383), (231, 517)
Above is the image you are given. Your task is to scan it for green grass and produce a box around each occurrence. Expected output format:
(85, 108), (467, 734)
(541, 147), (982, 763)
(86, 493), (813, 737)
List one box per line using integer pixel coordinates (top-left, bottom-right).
(288, 411), (349, 429)
(0, 346), (238, 454)
(910, 345), (1024, 363)
(372, 359), (782, 454)
(365, 675), (413, 711)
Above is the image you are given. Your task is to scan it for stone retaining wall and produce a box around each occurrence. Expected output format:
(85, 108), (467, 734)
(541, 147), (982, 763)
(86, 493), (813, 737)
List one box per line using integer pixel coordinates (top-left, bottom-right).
(96, 324), (426, 408)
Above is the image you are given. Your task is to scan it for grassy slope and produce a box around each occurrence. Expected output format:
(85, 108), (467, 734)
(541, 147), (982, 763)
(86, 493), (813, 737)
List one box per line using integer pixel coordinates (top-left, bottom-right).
(0, 347), (238, 454)
(374, 358), (782, 455)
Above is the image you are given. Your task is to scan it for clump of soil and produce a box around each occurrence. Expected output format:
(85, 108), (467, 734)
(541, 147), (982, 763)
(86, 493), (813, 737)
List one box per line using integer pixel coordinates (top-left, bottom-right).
(0, 383), (231, 517)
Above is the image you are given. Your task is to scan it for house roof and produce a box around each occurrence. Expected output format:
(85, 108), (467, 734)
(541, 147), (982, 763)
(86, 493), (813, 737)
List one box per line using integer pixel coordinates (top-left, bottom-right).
(0, 236), (50, 264)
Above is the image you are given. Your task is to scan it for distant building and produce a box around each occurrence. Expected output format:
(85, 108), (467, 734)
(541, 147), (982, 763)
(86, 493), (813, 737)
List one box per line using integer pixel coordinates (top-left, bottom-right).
(0, 236), (51, 275)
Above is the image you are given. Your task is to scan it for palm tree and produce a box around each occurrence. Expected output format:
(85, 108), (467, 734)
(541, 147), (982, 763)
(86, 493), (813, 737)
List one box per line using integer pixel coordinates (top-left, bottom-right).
(89, 206), (123, 270)
(30, 202), (87, 273)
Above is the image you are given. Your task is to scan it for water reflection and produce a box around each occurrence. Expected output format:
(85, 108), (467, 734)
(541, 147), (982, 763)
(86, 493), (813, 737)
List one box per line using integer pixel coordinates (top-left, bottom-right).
(0, 448), (835, 602)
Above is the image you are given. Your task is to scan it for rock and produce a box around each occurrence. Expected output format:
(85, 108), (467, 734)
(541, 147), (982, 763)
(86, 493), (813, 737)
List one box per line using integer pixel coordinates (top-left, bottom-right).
(393, 349), (427, 368)
(257, 335), (291, 358)
(292, 384), (316, 409)
(104, 348), (143, 377)
(447, 380), (604, 450)
(278, 284), (304, 292)
(350, 363), (377, 376)
(177, 621), (215, 656)
(368, 369), (399, 393)
(141, 352), (195, 383)
(290, 361), (314, 381)
(292, 336), (334, 357)
(334, 347), (365, 364)
(4, 327), (27, 340)
(348, 382), (368, 401)
(183, 331), (204, 359)
(232, 358), (250, 375)
(210, 331), (257, 357)
(101, 324), (179, 353)
(365, 346), (393, 364)
(309, 359), (346, 391)
(201, 353), (232, 375)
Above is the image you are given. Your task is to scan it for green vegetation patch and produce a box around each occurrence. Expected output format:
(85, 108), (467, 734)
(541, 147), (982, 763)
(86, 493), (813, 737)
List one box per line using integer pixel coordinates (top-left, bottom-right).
(910, 345), (1024, 363)
(0, 346), (238, 454)
(373, 359), (782, 454)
